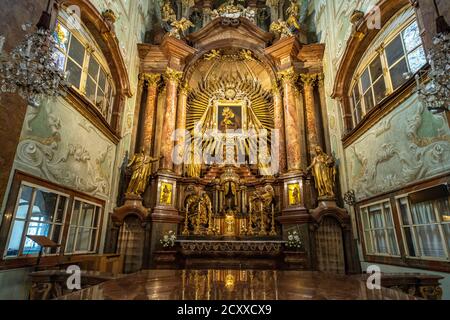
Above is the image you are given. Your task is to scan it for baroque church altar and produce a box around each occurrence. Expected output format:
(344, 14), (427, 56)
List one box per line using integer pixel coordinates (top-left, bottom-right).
(112, 0), (358, 274)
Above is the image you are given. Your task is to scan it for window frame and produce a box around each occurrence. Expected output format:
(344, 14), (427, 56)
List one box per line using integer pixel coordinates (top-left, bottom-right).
(395, 193), (450, 262)
(64, 197), (101, 256)
(54, 14), (116, 123)
(348, 15), (426, 129)
(3, 181), (70, 259)
(360, 199), (401, 258)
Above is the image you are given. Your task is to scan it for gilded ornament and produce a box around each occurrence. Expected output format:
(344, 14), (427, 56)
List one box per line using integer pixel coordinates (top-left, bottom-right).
(164, 67), (183, 84)
(270, 20), (293, 38)
(286, 0), (301, 31)
(169, 18), (194, 39)
(277, 67), (298, 84)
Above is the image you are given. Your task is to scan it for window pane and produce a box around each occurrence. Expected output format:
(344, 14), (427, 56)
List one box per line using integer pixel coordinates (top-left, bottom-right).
(17, 185), (33, 219)
(76, 228), (91, 252)
(443, 224), (450, 251)
(388, 229), (399, 255)
(411, 201), (437, 224)
(361, 68), (371, 92)
(374, 230), (388, 254)
(86, 77), (97, 102)
(386, 35), (405, 66)
(94, 207), (101, 227)
(398, 199), (410, 225)
(98, 68), (107, 91)
(71, 200), (81, 225)
(369, 207), (383, 228)
(55, 197), (67, 224)
(6, 220), (25, 256)
(68, 36), (85, 66)
(407, 46), (426, 74)
(383, 204), (393, 227)
(96, 88), (105, 113)
(389, 58), (408, 90)
(364, 231), (373, 253)
(23, 222), (51, 255)
(90, 229), (98, 252)
(353, 84), (360, 103)
(50, 224), (62, 246)
(353, 102), (362, 124)
(403, 21), (422, 52)
(66, 60), (82, 88)
(436, 198), (450, 222)
(81, 203), (95, 227)
(66, 226), (77, 253)
(403, 227), (417, 257)
(416, 225), (445, 257)
(31, 190), (57, 222)
(369, 57), (383, 80)
(88, 58), (100, 79)
(53, 50), (66, 71)
(54, 22), (70, 51)
(373, 78), (386, 104)
(363, 90), (374, 111)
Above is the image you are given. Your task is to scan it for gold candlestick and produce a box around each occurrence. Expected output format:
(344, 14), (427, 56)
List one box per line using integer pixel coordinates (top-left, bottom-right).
(182, 204), (190, 236)
(270, 204), (277, 236)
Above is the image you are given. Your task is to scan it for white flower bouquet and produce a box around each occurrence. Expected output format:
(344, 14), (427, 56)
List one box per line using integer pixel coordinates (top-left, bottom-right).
(160, 230), (177, 248)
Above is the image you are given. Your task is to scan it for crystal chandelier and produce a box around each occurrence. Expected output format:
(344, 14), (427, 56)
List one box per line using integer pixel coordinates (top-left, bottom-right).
(415, 0), (450, 114)
(0, 0), (67, 107)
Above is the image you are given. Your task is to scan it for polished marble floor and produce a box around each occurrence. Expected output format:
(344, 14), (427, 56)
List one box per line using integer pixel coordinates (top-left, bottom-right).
(58, 270), (417, 300)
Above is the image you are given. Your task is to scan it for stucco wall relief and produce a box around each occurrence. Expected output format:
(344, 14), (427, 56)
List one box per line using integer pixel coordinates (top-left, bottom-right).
(347, 94), (450, 200)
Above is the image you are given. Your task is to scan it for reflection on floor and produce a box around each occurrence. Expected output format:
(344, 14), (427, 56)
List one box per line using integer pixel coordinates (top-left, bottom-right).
(58, 269), (417, 300)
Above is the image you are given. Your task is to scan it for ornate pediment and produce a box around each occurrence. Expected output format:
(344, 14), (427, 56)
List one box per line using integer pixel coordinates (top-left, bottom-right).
(187, 17), (273, 50)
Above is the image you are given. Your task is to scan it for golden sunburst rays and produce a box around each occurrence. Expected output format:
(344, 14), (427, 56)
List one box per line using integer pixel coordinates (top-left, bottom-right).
(185, 75), (274, 160)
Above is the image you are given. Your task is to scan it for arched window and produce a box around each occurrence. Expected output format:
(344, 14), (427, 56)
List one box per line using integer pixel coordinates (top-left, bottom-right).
(53, 11), (116, 123)
(348, 7), (427, 128)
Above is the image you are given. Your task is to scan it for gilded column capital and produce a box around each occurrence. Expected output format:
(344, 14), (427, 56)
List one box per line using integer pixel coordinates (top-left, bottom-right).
(317, 73), (325, 87)
(300, 73), (319, 87)
(164, 67), (183, 84)
(271, 81), (281, 96)
(277, 67), (298, 85)
(140, 73), (161, 87)
(179, 81), (190, 95)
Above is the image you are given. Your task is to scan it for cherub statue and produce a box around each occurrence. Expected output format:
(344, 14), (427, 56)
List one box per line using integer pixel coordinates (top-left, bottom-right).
(169, 18), (194, 39)
(161, 0), (177, 24)
(204, 49), (222, 61)
(270, 20), (294, 38)
(286, 0), (301, 31)
(240, 49), (255, 61)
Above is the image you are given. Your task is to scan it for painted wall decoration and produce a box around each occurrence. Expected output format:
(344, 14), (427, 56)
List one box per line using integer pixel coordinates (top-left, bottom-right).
(14, 98), (116, 200)
(346, 94), (450, 200)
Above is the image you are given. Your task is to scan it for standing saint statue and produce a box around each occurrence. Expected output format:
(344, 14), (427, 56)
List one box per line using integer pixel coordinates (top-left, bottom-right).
(126, 149), (162, 196)
(307, 146), (337, 199)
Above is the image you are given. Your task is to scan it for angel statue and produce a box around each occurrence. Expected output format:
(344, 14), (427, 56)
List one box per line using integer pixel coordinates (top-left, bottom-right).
(169, 18), (194, 39)
(270, 20), (294, 38)
(286, 0), (301, 31)
(161, 0), (177, 24)
(307, 146), (337, 199)
(126, 149), (162, 196)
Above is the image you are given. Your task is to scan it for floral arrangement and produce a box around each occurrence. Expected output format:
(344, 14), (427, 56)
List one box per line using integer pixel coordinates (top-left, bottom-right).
(160, 230), (177, 248)
(286, 230), (303, 250)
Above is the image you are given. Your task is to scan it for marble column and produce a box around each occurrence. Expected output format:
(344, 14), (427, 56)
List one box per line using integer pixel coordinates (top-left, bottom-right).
(278, 67), (302, 172)
(272, 81), (287, 174)
(175, 82), (189, 176)
(317, 74), (331, 154)
(140, 73), (161, 155)
(301, 73), (320, 153)
(160, 67), (183, 171)
(130, 74), (146, 153)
